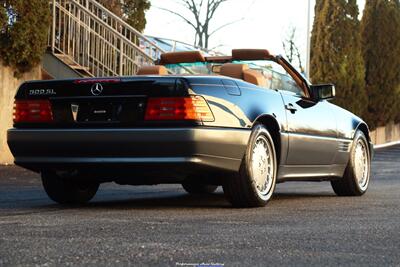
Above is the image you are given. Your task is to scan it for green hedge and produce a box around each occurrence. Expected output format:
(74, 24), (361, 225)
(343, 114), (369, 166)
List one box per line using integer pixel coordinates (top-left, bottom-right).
(97, 0), (150, 32)
(311, 0), (368, 118)
(0, 5), (6, 29)
(124, 0), (151, 33)
(0, 0), (50, 77)
(361, 0), (400, 129)
(311, 0), (400, 129)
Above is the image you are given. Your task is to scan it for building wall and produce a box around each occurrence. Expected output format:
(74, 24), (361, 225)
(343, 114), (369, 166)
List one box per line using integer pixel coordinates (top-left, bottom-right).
(370, 122), (400, 146)
(0, 63), (42, 164)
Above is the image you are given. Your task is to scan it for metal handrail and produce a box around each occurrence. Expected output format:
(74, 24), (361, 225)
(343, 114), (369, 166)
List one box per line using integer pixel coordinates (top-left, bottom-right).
(49, 0), (165, 77)
(82, 0), (164, 52)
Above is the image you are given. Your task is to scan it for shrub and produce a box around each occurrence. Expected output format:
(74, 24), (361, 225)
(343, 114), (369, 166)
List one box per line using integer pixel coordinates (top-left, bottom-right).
(361, 0), (400, 128)
(97, 0), (151, 32)
(0, 0), (51, 77)
(311, 0), (368, 118)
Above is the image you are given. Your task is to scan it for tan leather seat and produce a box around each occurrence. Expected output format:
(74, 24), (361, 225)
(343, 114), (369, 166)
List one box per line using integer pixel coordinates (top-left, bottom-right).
(220, 63), (266, 87)
(137, 65), (168, 75)
(220, 63), (249, 79)
(243, 69), (267, 87)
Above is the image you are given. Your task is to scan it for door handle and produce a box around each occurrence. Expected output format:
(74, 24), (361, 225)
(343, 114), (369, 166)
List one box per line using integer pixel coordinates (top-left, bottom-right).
(285, 103), (298, 114)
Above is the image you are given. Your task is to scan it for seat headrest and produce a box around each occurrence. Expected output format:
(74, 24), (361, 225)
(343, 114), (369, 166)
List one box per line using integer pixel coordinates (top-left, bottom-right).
(232, 49), (273, 61)
(220, 63), (249, 79)
(160, 51), (206, 65)
(137, 65), (168, 75)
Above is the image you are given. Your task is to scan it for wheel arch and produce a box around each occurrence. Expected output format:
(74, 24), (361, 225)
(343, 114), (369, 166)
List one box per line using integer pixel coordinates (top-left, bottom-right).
(253, 115), (282, 164)
(355, 122), (371, 142)
(355, 122), (374, 157)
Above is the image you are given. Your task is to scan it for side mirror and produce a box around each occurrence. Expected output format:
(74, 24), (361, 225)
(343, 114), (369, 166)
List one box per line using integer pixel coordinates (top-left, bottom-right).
(310, 84), (336, 101)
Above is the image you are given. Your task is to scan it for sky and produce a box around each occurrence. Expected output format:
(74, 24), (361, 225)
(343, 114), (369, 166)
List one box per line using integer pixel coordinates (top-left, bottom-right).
(145, 0), (366, 63)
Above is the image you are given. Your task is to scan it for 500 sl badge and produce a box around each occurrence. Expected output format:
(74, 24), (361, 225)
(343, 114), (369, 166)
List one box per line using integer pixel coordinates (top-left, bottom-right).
(29, 89), (56, 96)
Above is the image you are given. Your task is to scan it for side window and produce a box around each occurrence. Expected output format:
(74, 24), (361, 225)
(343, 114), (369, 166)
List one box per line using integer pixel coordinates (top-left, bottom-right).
(268, 62), (305, 97)
(244, 67), (273, 89)
(263, 69), (273, 89)
(261, 68), (273, 89)
(271, 71), (283, 91)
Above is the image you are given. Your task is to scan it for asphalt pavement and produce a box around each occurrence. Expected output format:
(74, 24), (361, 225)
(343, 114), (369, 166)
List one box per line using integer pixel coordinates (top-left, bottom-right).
(0, 146), (399, 266)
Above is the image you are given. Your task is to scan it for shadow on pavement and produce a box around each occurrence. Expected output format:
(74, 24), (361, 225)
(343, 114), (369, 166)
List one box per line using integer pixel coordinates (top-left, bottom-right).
(0, 186), (337, 213)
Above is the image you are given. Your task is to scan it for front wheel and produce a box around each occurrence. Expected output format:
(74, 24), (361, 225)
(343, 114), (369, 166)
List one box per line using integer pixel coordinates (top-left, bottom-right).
(331, 131), (371, 196)
(223, 124), (277, 208)
(42, 171), (99, 205)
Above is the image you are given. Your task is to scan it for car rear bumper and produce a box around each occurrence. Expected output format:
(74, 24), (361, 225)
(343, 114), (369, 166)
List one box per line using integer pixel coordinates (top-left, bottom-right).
(7, 127), (250, 174)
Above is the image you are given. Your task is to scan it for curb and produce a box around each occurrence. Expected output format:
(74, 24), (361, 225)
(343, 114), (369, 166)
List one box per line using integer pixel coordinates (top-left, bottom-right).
(374, 141), (400, 150)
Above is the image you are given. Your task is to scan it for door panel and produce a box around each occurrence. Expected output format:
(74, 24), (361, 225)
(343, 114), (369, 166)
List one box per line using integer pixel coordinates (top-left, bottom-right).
(280, 92), (338, 165)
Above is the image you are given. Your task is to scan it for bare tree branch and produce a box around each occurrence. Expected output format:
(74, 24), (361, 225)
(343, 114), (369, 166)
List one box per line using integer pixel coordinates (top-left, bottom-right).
(282, 26), (304, 71)
(209, 17), (244, 37)
(158, 0), (240, 49)
(207, 0), (227, 21)
(156, 6), (197, 29)
(294, 45), (304, 71)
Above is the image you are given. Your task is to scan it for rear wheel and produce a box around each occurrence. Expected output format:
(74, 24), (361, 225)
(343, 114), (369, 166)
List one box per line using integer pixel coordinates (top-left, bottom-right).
(41, 171), (99, 205)
(223, 124), (277, 208)
(181, 181), (218, 195)
(331, 131), (371, 196)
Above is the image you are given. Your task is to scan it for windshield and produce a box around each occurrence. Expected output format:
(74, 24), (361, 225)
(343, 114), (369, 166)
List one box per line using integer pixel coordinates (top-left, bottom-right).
(165, 60), (288, 76)
(164, 60), (302, 95)
(164, 62), (214, 75)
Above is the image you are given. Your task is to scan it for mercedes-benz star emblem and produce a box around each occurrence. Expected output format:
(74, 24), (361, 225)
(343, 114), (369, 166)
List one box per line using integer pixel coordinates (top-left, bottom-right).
(91, 83), (103, 96)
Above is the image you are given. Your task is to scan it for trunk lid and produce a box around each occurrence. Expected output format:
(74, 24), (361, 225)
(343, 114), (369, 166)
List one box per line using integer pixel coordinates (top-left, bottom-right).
(15, 77), (190, 128)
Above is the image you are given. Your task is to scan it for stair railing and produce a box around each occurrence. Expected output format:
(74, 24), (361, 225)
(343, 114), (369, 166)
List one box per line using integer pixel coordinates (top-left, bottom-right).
(49, 0), (165, 77)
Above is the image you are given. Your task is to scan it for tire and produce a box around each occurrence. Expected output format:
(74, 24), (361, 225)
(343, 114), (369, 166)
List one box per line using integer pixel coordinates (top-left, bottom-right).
(223, 124), (277, 208)
(41, 171), (99, 205)
(182, 182), (218, 195)
(331, 131), (371, 196)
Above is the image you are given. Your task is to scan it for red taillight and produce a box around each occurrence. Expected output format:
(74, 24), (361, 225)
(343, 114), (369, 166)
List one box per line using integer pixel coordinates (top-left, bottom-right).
(145, 96), (214, 122)
(13, 100), (53, 123)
